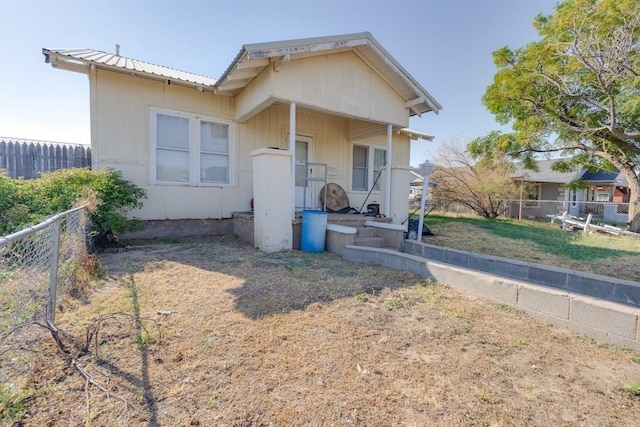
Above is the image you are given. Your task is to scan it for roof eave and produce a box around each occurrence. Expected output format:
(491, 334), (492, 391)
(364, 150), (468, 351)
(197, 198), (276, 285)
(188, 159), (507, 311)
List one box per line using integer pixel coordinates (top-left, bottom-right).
(399, 128), (434, 141)
(43, 49), (217, 92)
(214, 33), (442, 113)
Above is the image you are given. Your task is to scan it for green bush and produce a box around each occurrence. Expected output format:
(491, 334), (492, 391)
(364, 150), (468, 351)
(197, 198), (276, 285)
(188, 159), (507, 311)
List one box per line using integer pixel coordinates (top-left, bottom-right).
(0, 168), (146, 236)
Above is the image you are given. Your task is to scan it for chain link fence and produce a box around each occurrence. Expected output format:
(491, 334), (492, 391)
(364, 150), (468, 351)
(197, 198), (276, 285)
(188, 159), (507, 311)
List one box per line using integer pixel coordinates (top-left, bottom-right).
(427, 198), (629, 224)
(0, 206), (88, 380)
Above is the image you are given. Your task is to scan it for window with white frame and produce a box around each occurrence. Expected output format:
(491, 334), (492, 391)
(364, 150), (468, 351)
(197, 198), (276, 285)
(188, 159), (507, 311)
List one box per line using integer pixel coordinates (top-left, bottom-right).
(351, 144), (387, 192)
(150, 107), (233, 185)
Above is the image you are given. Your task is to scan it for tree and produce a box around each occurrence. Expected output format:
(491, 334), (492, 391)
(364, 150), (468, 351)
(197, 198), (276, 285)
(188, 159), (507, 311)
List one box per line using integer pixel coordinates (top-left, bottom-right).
(430, 142), (520, 219)
(468, 0), (640, 231)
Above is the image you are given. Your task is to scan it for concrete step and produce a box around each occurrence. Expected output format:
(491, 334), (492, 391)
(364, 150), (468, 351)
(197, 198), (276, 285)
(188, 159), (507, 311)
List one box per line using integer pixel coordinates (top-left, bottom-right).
(353, 236), (387, 248)
(356, 227), (377, 237)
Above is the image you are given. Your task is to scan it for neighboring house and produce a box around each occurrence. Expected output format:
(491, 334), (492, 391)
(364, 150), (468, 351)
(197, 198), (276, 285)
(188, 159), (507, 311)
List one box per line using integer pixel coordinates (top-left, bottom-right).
(512, 159), (630, 222)
(580, 169), (629, 204)
(408, 169), (424, 202)
(43, 33), (441, 250)
(408, 160), (437, 203)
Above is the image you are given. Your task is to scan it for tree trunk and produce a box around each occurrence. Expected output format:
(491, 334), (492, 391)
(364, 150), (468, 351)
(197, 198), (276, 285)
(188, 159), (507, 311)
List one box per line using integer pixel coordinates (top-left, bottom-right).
(621, 168), (640, 233)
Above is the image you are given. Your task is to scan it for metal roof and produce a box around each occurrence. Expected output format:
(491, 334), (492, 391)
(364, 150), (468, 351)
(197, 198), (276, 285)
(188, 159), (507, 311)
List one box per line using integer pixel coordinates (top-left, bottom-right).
(215, 32), (442, 116)
(43, 34), (441, 116)
(43, 48), (217, 89)
(399, 129), (434, 141)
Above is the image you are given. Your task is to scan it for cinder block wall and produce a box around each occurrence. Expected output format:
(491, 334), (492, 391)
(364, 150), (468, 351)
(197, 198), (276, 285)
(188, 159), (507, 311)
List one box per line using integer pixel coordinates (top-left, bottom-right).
(344, 244), (640, 351)
(403, 240), (640, 308)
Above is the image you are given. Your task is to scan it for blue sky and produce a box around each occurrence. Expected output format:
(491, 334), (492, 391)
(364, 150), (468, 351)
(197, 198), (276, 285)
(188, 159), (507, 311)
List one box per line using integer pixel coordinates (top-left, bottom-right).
(1, 0), (559, 166)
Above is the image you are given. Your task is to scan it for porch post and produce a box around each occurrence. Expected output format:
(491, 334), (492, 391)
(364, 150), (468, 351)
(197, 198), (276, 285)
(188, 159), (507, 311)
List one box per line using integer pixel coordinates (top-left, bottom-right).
(518, 184), (523, 221)
(290, 102), (297, 219)
(385, 124), (393, 217)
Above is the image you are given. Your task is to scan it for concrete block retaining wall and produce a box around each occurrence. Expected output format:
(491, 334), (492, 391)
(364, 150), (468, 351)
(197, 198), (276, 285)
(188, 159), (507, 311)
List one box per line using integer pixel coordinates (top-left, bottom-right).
(403, 240), (640, 308)
(343, 244), (640, 351)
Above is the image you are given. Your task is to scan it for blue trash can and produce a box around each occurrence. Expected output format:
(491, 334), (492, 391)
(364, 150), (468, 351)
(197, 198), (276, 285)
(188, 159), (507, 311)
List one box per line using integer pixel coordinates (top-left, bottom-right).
(301, 210), (327, 253)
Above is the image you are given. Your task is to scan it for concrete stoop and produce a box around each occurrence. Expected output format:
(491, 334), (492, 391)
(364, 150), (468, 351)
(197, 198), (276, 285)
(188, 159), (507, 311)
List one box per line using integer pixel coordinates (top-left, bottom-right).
(326, 221), (405, 253)
(343, 244), (640, 351)
(353, 227), (388, 248)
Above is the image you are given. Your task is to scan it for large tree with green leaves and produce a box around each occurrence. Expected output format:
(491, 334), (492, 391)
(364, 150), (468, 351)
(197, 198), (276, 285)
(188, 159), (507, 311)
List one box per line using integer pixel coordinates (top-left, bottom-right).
(469, 0), (640, 232)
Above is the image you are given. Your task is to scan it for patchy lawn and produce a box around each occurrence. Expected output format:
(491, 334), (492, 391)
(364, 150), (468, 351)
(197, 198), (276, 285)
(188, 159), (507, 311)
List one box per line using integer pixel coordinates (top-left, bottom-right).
(15, 236), (640, 426)
(423, 214), (640, 282)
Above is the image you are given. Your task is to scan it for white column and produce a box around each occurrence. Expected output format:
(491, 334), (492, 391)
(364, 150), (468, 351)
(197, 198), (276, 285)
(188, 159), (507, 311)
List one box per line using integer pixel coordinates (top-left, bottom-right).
(290, 102), (297, 219)
(252, 148), (293, 252)
(385, 124), (393, 217)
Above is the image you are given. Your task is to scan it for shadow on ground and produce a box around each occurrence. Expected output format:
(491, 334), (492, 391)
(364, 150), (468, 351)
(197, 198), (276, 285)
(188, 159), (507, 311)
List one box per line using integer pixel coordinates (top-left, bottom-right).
(101, 236), (425, 320)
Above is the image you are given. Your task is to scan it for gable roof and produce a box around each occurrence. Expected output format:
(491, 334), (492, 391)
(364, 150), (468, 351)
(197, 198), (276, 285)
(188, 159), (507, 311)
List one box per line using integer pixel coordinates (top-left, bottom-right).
(513, 159), (630, 187)
(581, 169), (619, 182)
(512, 159), (582, 184)
(214, 32), (441, 116)
(43, 48), (217, 89)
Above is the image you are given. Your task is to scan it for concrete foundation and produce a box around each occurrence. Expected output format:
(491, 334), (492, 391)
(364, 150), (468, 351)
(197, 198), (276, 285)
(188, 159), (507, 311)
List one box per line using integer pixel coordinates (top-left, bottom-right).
(121, 218), (233, 239)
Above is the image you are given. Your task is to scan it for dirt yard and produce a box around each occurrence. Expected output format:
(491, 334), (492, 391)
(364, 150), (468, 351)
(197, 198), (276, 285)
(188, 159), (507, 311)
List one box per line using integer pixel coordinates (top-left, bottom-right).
(18, 236), (640, 426)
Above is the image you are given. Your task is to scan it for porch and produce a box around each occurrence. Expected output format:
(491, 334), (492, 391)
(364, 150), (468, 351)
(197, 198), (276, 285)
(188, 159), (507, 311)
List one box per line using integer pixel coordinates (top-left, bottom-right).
(232, 211), (405, 253)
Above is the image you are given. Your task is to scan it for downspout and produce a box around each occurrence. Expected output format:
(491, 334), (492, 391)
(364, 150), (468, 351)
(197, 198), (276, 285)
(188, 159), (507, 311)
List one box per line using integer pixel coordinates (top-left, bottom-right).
(385, 124), (392, 217)
(290, 103), (296, 219)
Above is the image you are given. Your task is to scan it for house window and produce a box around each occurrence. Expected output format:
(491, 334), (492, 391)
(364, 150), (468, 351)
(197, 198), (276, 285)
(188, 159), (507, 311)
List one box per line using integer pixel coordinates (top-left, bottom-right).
(351, 144), (387, 192)
(150, 107), (233, 186)
(524, 183), (541, 207)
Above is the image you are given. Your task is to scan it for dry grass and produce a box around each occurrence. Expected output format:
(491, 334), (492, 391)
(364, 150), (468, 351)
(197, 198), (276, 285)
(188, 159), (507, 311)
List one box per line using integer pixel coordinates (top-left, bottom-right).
(12, 236), (640, 426)
(424, 215), (640, 281)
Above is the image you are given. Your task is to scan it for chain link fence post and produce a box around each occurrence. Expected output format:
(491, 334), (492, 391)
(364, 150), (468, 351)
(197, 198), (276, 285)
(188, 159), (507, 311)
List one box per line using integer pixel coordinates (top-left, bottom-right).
(47, 218), (61, 325)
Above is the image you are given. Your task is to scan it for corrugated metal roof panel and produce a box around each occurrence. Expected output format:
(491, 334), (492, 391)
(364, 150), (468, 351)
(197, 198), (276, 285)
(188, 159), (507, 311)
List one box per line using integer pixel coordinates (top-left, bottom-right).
(43, 48), (217, 87)
(399, 129), (434, 141)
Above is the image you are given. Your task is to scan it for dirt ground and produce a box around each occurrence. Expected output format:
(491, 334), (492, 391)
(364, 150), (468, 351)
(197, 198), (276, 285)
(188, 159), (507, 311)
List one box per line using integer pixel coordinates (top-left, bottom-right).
(17, 236), (640, 426)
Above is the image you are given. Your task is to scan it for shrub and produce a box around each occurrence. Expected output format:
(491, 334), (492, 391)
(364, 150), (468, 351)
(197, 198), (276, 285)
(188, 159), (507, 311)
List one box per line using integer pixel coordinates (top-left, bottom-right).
(0, 168), (146, 237)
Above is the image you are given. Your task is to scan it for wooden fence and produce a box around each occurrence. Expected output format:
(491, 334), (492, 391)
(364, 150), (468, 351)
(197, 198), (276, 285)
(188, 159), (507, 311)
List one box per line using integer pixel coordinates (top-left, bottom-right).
(0, 139), (91, 179)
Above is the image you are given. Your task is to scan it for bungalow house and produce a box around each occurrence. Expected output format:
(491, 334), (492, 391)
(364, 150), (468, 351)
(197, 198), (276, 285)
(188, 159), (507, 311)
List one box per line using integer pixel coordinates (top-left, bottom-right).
(512, 159), (629, 222)
(43, 33), (441, 251)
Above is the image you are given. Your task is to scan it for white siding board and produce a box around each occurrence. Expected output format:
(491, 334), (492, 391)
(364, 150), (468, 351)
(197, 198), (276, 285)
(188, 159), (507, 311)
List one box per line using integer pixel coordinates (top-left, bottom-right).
(90, 56), (413, 221)
(93, 70), (237, 220)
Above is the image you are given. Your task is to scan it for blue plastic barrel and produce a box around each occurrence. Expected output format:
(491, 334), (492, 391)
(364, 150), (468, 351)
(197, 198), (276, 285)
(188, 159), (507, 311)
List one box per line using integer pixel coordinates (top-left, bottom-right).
(301, 210), (327, 253)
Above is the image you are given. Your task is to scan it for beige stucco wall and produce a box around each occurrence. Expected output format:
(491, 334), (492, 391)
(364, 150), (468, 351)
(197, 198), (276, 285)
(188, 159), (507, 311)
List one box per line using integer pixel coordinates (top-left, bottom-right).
(236, 51), (409, 127)
(89, 68), (412, 221)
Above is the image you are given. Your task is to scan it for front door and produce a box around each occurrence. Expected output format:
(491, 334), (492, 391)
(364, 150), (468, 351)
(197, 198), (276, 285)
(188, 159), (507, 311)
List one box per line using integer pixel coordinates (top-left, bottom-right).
(569, 189), (583, 217)
(294, 136), (315, 210)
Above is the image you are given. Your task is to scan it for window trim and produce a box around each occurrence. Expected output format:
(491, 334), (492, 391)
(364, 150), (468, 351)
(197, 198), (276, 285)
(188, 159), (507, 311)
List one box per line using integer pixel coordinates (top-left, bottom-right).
(523, 183), (541, 207)
(350, 142), (387, 193)
(149, 107), (235, 187)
